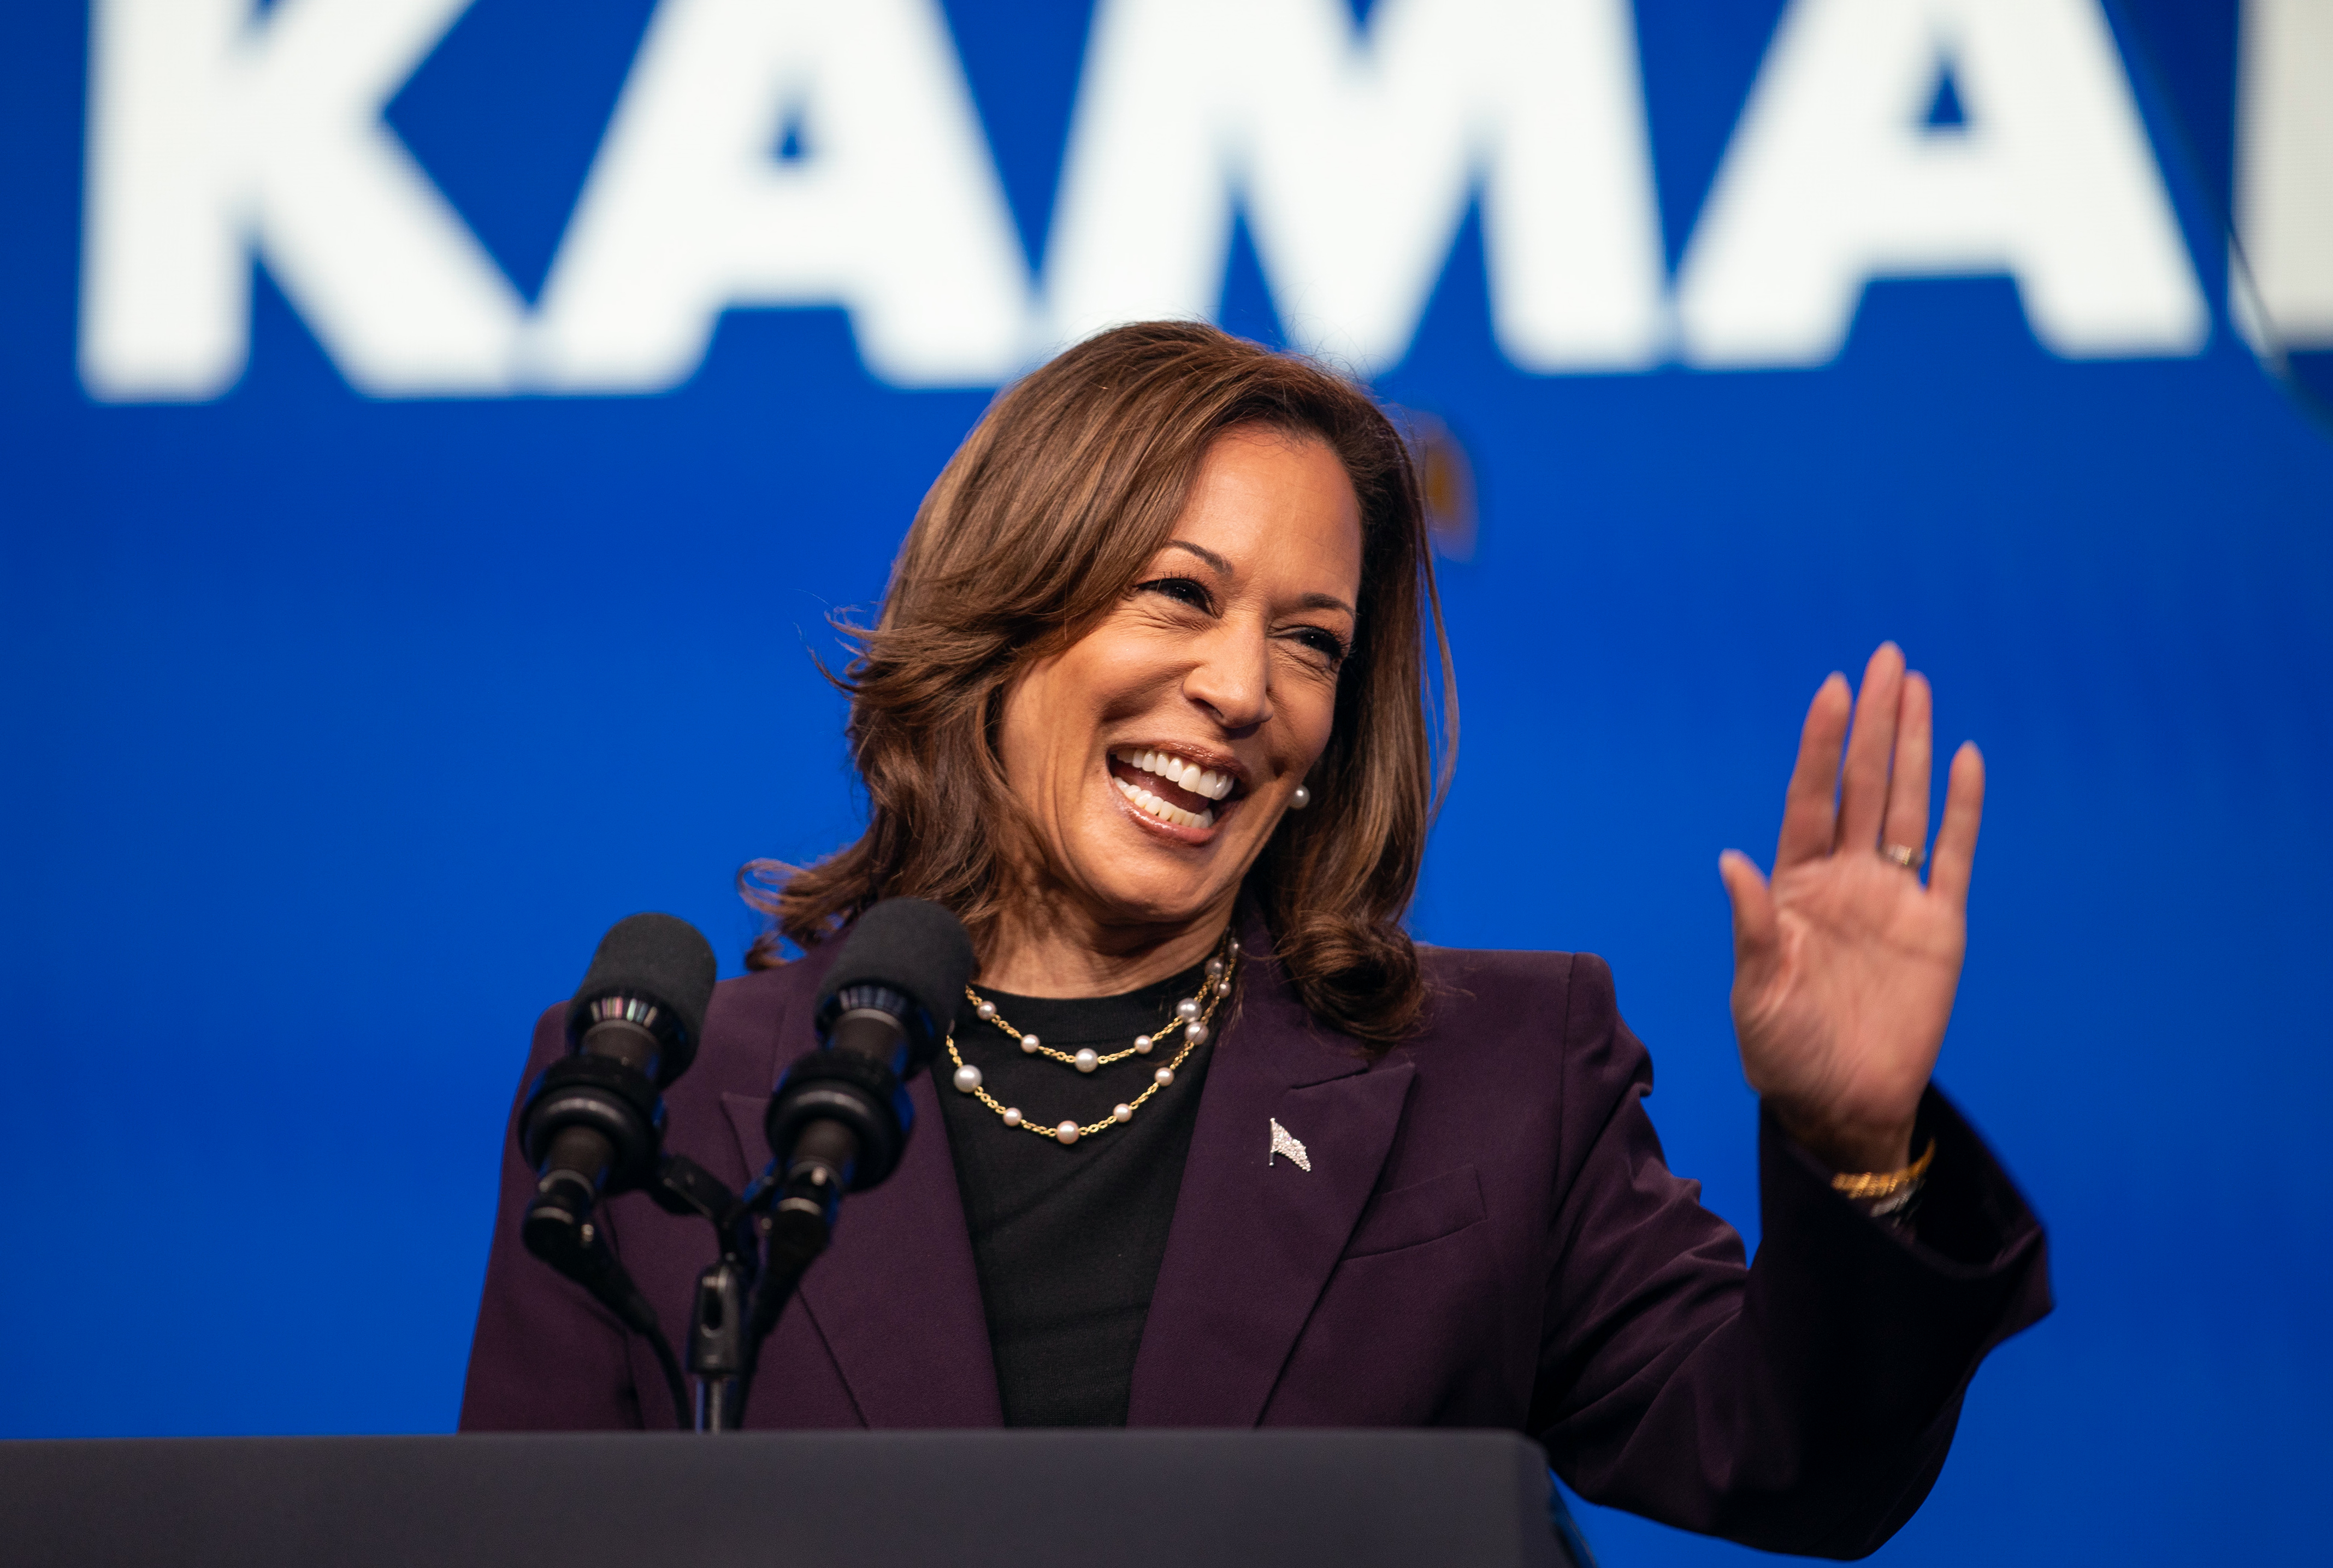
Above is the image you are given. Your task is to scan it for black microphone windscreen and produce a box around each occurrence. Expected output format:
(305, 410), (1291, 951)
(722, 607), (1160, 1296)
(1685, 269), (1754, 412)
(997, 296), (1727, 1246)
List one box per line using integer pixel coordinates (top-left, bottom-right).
(565, 913), (719, 1074)
(816, 898), (977, 1047)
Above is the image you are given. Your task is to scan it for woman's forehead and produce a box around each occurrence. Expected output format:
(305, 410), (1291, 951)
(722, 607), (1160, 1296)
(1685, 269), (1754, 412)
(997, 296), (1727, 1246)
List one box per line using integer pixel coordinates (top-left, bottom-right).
(1162, 431), (1362, 601)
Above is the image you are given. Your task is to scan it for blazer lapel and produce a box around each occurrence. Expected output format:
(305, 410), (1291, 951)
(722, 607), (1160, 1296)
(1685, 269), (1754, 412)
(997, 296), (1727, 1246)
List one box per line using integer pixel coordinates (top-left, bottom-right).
(1125, 922), (1416, 1427)
(719, 1056), (1002, 1427)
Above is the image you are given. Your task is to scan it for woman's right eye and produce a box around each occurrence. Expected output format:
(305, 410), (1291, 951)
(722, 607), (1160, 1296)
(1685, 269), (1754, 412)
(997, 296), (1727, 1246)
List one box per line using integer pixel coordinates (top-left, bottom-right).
(1138, 577), (1214, 613)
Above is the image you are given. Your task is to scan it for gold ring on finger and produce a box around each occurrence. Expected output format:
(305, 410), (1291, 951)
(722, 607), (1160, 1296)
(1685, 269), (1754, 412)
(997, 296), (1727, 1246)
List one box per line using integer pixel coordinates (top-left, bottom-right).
(1880, 841), (1924, 871)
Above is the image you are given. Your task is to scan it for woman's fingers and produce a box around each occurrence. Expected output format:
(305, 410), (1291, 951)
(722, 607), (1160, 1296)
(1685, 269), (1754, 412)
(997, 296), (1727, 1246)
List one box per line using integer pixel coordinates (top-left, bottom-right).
(1776, 673), (1851, 869)
(1835, 643), (1905, 853)
(1881, 670), (1934, 860)
(1719, 849), (1779, 973)
(1927, 742), (1985, 909)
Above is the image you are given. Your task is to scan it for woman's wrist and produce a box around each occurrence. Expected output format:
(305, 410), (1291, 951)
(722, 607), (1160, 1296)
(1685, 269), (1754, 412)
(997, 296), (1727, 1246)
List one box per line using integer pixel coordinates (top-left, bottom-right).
(1769, 1102), (1917, 1179)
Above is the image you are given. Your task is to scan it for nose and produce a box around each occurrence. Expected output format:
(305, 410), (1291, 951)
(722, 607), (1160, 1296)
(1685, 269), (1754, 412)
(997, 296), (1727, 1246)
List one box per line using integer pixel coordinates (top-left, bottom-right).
(1182, 618), (1271, 732)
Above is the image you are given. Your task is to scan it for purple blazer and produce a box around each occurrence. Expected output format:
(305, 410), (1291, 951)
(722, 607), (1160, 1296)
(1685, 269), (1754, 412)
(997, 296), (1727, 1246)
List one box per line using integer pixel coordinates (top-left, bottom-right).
(462, 920), (2050, 1558)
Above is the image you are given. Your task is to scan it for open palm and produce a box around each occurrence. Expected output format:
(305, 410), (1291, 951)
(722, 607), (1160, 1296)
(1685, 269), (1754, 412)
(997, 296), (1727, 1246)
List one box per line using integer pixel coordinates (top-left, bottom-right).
(1719, 644), (1985, 1175)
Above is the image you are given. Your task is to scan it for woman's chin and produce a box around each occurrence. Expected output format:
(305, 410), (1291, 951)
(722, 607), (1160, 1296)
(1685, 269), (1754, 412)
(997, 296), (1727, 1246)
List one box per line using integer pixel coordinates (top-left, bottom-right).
(1083, 884), (1233, 934)
(1065, 815), (1239, 920)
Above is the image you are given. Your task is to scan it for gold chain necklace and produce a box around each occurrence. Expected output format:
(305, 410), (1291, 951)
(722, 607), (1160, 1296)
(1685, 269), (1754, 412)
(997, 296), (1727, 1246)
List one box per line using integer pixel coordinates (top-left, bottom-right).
(945, 934), (1239, 1146)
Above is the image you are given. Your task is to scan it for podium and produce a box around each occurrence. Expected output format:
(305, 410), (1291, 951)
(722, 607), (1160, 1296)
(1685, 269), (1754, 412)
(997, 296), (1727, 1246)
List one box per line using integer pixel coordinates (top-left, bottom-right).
(0, 1429), (1582, 1568)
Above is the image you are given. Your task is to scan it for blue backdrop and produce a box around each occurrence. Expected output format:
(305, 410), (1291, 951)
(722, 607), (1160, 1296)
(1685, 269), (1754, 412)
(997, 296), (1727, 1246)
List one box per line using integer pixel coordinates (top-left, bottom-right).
(4, 3), (2329, 1565)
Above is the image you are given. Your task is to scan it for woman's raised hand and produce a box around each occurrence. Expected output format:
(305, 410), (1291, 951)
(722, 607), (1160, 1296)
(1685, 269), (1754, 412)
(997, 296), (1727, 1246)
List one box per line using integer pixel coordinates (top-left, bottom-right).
(1717, 644), (1985, 1175)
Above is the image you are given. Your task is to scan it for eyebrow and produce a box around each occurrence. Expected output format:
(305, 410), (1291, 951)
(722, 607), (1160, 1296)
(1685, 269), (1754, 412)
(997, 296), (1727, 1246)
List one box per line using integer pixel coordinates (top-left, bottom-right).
(1162, 539), (1356, 619)
(1163, 539), (1233, 574)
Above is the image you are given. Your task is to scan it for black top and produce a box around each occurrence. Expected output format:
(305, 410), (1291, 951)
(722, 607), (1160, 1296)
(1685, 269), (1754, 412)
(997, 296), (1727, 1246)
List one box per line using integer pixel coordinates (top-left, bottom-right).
(930, 960), (1218, 1427)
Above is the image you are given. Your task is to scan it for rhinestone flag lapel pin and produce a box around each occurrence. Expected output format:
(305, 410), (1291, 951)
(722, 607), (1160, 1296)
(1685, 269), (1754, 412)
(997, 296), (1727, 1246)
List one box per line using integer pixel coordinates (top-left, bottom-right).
(1269, 1118), (1311, 1171)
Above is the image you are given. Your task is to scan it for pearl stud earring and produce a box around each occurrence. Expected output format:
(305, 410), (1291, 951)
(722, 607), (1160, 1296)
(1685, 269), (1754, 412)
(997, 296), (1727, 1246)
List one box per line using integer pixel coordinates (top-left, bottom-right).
(1289, 783), (1312, 810)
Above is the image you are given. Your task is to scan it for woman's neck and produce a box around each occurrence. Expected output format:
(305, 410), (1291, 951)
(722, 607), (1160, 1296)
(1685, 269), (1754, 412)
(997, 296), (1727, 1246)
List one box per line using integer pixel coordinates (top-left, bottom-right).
(976, 892), (1236, 998)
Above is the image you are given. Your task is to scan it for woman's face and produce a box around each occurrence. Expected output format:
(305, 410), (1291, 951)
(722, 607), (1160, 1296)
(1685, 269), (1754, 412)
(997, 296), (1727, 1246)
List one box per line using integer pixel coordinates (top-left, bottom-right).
(996, 426), (1363, 939)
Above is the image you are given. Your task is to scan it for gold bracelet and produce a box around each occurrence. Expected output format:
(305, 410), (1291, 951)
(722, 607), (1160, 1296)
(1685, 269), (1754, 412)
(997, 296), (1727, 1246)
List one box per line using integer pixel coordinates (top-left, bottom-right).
(1829, 1138), (1936, 1199)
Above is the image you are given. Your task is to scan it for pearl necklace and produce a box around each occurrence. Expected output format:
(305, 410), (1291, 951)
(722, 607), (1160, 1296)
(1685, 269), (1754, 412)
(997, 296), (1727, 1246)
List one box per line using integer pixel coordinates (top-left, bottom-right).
(945, 936), (1240, 1146)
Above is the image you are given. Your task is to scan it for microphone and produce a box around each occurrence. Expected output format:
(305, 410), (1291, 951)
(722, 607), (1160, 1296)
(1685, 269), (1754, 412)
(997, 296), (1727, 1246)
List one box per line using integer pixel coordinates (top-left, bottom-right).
(518, 913), (717, 1281)
(763, 897), (976, 1198)
(741, 899), (973, 1388)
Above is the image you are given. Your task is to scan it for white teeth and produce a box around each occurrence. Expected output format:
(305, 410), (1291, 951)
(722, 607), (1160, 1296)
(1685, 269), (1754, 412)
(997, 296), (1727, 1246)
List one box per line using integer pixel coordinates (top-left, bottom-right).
(1113, 747), (1238, 803)
(1115, 773), (1215, 831)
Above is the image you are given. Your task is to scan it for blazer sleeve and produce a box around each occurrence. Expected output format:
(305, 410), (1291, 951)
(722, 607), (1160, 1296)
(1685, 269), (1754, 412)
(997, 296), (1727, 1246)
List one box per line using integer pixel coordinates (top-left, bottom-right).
(1528, 954), (2052, 1559)
(457, 1003), (648, 1431)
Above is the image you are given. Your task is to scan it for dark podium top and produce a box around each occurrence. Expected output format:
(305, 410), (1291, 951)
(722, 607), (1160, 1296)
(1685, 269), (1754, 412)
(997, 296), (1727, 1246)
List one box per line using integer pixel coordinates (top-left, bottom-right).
(0, 1430), (1575, 1568)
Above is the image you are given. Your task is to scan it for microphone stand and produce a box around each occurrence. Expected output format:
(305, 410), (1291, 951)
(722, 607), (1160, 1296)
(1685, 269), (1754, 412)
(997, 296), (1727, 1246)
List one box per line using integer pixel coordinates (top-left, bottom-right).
(647, 1155), (765, 1432)
(554, 1144), (844, 1433)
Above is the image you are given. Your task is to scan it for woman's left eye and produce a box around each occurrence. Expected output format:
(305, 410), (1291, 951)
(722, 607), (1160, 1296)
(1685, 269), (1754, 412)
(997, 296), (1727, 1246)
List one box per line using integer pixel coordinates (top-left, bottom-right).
(1291, 627), (1349, 666)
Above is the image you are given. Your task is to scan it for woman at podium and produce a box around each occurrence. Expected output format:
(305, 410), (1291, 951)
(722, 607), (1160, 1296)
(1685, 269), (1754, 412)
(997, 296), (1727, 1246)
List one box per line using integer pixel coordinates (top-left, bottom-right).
(463, 322), (2048, 1559)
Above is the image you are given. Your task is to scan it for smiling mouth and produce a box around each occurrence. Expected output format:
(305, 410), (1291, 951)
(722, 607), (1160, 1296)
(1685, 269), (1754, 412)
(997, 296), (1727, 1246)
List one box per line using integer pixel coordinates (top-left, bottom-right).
(1107, 747), (1241, 832)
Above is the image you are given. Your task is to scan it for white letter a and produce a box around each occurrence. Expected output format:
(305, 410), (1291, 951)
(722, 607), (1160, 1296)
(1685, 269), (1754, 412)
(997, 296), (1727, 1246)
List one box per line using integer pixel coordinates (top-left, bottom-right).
(1675, 0), (2206, 366)
(529, 0), (1030, 391)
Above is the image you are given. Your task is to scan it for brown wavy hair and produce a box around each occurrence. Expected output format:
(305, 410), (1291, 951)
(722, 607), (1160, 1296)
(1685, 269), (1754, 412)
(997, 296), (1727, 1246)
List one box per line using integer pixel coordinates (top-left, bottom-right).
(741, 321), (1456, 1047)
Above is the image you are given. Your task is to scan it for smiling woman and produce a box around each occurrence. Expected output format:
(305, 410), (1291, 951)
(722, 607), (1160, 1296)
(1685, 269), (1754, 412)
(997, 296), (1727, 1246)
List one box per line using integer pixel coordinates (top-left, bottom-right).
(746, 322), (1452, 1044)
(463, 322), (2051, 1559)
